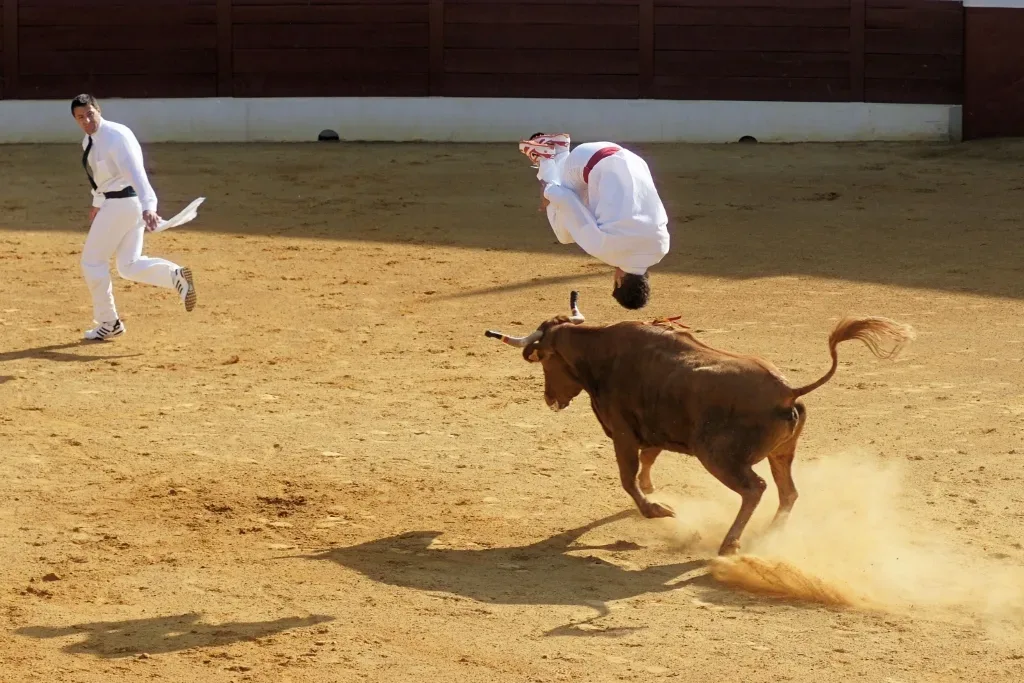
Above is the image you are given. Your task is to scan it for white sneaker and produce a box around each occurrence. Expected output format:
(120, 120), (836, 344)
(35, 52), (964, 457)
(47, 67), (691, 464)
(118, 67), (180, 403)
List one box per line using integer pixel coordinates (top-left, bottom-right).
(173, 266), (197, 312)
(532, 133), (570, 148)
(84, 318), (125, 341)
(519, 132), (570, 165)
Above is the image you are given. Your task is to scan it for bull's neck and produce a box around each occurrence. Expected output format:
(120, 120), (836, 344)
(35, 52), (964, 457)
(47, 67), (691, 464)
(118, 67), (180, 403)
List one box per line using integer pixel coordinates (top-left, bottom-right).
(552, 325), (616, 390)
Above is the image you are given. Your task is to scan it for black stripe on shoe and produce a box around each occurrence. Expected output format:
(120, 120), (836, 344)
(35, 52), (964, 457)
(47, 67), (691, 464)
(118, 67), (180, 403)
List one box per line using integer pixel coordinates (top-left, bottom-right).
(180, 267), (197, 312)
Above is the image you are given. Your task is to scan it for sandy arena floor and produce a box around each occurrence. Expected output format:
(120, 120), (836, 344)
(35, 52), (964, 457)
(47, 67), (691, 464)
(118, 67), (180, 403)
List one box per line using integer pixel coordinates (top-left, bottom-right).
(1, 139), (1023, 682)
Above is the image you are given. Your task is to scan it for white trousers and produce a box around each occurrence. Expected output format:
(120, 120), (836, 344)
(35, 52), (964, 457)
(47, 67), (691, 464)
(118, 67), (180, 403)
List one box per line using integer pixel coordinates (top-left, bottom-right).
(81, 197), (179, 324)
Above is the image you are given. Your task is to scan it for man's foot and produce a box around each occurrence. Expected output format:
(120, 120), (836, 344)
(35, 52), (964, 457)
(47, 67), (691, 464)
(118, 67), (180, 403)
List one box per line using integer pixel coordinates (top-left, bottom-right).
(84, 318), (125, 341)
(519, 133), (570, 165)
(173, 266), (197, 312)
(531, 133), (570, 148)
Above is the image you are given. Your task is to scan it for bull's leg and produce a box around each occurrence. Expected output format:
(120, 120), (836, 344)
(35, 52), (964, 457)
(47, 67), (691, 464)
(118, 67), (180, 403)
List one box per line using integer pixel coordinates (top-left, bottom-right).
(701, 458), (767, 556)
(614, 439), (674, 519)
(767, 405), (805, 528)
(638, 447), (662, 494)
(766, 448), (797, 528)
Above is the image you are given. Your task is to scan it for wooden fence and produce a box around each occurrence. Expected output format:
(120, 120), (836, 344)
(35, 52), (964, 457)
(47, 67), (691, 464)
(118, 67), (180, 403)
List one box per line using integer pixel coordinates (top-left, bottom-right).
(0, 0), (964, 104)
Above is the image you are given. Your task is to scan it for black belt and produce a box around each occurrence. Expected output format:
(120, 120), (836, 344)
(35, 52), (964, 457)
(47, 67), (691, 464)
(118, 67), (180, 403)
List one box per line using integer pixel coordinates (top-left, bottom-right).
(103, 186), (137, 199)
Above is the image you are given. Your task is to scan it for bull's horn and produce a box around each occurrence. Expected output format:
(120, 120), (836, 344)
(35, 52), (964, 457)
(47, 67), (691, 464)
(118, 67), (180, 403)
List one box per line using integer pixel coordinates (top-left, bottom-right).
(568, 290), (585, 323)
(484, 329), (543, 347)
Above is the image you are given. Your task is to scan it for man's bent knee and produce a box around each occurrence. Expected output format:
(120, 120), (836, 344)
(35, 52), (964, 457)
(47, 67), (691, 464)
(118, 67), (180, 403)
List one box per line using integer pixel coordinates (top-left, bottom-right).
(81, 259), (109, 280)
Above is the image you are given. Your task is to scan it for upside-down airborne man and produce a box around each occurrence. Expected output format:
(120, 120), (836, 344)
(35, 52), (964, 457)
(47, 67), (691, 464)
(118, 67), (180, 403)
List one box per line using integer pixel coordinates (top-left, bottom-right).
(519, 133), (670, 310)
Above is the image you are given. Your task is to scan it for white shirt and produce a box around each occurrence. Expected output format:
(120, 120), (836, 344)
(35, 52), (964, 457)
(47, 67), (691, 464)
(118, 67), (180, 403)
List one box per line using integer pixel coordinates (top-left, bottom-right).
(82, 119), (158, 213)
(538, 142), (670, 275)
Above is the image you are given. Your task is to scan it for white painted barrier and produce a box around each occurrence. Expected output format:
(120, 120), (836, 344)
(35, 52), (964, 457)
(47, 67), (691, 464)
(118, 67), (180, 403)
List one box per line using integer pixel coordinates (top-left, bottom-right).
(0, 97), (963, 144)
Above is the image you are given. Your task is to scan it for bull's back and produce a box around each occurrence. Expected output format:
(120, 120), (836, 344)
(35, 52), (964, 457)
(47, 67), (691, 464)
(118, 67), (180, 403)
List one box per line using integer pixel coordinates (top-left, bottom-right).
(598, 324), (794, 414)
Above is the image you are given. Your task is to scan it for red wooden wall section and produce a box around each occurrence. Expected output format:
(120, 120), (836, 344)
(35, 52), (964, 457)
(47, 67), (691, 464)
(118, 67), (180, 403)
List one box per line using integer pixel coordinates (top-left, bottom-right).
(963, 6), (1024, 138)
(864, 0), (962, 104)
(13, 0), (218, 99)
(442, 1), (641, 98)
(0, 0), (964, 104)
(231, 0), (430, 97)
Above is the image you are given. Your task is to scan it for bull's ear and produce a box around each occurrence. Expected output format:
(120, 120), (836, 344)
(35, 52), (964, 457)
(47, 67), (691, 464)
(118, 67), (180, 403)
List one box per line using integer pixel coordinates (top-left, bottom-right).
(523, 341), (543, 363)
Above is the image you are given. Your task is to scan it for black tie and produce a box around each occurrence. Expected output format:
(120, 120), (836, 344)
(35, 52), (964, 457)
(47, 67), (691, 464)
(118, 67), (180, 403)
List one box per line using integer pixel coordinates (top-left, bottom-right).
(82, 136), (96, 191)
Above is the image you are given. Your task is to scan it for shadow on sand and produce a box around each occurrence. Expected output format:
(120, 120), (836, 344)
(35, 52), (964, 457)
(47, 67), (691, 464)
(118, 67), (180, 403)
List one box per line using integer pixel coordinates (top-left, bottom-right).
(296, 510), (784, 636)
(14, 612), (334, 658)
(0, 341), (142, 364)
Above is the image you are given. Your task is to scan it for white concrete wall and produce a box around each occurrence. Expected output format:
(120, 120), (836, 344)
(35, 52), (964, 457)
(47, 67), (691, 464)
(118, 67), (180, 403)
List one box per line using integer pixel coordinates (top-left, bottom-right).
(0, 97), (963, 144)
(963, 1), (1024, 7)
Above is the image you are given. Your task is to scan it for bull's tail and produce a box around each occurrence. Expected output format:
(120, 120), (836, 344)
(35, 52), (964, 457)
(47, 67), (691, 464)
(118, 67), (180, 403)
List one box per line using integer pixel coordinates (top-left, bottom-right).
(791, 316), (915, 399)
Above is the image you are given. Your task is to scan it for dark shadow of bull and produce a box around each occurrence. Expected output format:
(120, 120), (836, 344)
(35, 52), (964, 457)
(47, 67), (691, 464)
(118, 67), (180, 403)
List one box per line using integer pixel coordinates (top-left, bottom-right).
(300, 510), (707, 635)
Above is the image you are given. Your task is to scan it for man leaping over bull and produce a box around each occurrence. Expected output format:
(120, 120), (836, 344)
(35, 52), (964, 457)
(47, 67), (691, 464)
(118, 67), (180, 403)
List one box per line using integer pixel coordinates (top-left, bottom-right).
(519, 133), (671, 310)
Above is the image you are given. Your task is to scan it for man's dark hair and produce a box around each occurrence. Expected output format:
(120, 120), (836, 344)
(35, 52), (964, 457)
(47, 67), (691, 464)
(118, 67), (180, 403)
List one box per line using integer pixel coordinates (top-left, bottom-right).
(529, 132), (544, 140)
(71, 93), (98, 113)
(613, 271), (650, 310)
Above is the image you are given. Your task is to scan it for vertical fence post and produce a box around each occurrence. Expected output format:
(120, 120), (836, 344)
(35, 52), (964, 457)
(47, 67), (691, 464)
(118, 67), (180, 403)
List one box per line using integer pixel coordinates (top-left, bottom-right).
(850, 0), (866, 101)
(639, 0), (654, 98)
(2, 0), (18, 99)
(217, 0), (232, 97)
(429, 0), (444, 96)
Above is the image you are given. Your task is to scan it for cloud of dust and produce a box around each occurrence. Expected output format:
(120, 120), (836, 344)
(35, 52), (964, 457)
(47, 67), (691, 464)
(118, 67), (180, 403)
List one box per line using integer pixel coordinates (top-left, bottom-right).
(649, 449), (1024, 636)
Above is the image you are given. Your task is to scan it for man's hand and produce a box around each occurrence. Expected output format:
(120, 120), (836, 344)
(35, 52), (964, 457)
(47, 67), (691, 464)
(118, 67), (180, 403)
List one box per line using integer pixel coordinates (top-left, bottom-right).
(538, 180), (550, 212)
(88, 207), (99, 223)
(142, 209), (161, 232)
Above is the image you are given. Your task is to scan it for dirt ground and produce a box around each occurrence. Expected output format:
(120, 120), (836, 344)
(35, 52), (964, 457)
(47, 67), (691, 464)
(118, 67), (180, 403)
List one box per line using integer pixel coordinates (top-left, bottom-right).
(1, 138), (1023, 682)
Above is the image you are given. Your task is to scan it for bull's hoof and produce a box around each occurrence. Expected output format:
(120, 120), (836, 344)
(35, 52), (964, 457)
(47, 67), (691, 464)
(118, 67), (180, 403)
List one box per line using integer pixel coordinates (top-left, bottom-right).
(717, 540), (741, 556)
(640, 501), (675, 519)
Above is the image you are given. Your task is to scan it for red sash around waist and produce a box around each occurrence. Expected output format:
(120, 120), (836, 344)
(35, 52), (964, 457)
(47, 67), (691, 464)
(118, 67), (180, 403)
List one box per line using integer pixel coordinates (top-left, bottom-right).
(583, 146), (621, 184)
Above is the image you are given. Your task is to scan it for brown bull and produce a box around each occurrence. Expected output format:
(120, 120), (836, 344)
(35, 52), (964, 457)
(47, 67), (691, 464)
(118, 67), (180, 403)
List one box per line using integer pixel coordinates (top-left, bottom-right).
(486, 292), (914, 556)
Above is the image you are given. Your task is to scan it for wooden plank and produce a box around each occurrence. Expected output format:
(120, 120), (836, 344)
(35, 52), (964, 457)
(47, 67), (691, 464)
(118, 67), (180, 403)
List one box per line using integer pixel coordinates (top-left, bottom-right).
(18, 74), (219, 99)
(232, 72), (428, 98)
(19, 0), (215, 6)
(655, 0), (849, 7)
(444, 22), (638, 49)
(19, 6), (216, 25)
(2, 0), (16, 99)
(429, 0), (444, 95)
(865, 26), (963, 55)
(651, 75), (852, 102)
(655, 50), (849, 78)
(656, 7), (850, 27)
(639, 0), (653, 96)
(234, 0), (420, 4)
(444, 48), (639, 75)
(446, 3), (637, 24)
(850, 0), (865, 101)
(864, 77), (961, 104)
(233, 22), (429, 48)
(865, 53), (961, 81)
(233, 5), (428, 23)
(20, 50), (217, 76)
(217, 0), (231, 97)
(20, 25), (218, 50)
(440, 73), (638, 98)
(866, 0), (962, 11)
(656, 26), (849, 52)
(440, 0), (636, 4)
(233, 48), (428, 74)
(866, 7), (964, 30)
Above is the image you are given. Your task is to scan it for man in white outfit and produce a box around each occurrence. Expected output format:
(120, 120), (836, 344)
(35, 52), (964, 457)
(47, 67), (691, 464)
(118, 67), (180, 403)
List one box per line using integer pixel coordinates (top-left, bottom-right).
(519, 132), (670, 309)
(71, 93), (197, 341)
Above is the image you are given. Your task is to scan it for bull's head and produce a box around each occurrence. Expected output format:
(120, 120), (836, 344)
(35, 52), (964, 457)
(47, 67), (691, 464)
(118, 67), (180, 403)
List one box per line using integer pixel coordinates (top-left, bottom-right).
(485, 291), (587, 412)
